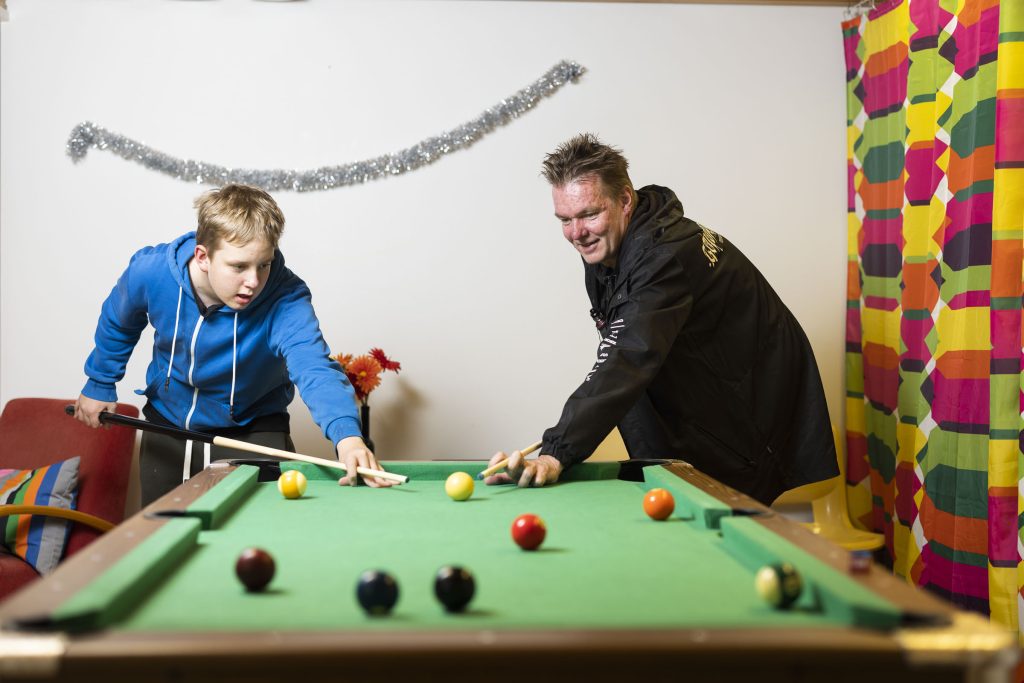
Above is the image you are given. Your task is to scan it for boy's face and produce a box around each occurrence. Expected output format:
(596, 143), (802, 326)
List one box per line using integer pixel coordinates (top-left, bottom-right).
(194, 238), (275, 310)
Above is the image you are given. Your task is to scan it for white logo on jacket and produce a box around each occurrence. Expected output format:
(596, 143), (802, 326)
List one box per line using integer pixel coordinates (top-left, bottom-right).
(585, 319), (626, 382)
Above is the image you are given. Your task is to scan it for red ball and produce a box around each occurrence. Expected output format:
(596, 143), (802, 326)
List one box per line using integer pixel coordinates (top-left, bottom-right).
(643, 488), (675, 521)
(511, 513), (546, 551)
(236, 547), (275, 592)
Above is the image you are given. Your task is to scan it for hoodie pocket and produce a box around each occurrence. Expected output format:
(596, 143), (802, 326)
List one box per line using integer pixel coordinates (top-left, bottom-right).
(135, 374), (165, 399)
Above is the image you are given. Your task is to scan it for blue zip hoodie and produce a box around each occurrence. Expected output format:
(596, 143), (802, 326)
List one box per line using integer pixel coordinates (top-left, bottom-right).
(82, 232), (362, 445)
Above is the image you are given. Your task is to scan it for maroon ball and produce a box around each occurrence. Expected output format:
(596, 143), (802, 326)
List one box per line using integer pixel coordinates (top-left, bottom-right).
(235, 547), (275, 592)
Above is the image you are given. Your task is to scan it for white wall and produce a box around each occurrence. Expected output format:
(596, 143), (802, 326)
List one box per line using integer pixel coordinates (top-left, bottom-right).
(1, 0), (847, 466)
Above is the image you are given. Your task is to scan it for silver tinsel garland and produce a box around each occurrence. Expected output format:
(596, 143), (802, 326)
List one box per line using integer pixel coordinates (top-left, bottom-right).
(66, 60), (586, 192)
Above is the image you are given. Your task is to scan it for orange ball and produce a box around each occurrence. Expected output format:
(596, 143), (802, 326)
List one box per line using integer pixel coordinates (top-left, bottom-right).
(643, 488), (675, 521)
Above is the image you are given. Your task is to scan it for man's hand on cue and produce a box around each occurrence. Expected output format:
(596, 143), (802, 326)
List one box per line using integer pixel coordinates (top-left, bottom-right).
(485, 450), (562, 487)
(336, 436), (394, 488)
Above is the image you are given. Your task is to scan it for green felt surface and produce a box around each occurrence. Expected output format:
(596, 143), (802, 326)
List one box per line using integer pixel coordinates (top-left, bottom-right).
(54, 462), (902, 633)
(55, 517), (203, 632)
(185, 465), (259, 530)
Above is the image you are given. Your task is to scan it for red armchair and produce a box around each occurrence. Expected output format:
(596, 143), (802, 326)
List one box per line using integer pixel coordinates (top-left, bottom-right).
(0, 398), (138, 601)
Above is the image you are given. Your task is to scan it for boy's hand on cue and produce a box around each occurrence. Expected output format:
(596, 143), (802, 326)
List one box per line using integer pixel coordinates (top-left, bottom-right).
(74, 394), (117, 429)
(336, 436), (394, 488)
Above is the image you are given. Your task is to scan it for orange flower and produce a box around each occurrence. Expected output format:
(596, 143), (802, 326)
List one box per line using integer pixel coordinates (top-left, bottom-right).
(334, 347), (400, 405)
(370, 348), (401, 373)
(345, 355), (382, 403)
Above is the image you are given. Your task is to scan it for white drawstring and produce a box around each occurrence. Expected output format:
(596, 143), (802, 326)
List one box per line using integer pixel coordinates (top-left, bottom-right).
(230, 312), (238, 418)
(166, 287), (183, 388)
(179, 300), (238, 481)
(181, 441), (211, 482)
(182, 439), (193, 483)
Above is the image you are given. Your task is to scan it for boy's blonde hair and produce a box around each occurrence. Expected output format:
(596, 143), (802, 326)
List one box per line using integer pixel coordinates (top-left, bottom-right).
(194, 184), (285, 253)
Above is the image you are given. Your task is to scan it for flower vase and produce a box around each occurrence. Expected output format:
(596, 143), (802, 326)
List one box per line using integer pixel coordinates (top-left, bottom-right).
(360, 404), (375, 452)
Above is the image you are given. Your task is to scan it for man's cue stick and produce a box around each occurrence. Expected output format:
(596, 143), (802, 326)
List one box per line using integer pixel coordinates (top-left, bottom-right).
(64, 406), (408, 484)
(477, 440), (543, 479)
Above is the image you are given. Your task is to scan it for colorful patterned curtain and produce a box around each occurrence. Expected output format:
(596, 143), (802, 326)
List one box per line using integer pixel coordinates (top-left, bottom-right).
(843, 0), (1024, 633)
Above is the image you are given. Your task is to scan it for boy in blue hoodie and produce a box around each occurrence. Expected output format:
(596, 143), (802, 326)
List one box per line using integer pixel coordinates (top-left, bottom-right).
(73, 184), (390, 505)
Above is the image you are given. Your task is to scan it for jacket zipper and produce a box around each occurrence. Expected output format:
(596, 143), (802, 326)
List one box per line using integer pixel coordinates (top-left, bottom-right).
(692, 422), (756, 466)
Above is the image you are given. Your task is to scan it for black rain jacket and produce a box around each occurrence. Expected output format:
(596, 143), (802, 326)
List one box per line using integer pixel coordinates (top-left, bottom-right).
(541, 185), (837, 504)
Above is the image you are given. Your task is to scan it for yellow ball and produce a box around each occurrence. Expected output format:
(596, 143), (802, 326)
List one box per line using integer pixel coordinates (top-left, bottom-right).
(445, 471), (474, 501)
(277, 470), (308, 499)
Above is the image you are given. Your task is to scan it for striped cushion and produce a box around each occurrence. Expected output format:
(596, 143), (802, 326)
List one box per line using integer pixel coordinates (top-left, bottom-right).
(0, 457), (80, 575)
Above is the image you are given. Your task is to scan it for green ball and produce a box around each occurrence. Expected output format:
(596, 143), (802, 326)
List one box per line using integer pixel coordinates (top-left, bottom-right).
(754, 563), (802, 609)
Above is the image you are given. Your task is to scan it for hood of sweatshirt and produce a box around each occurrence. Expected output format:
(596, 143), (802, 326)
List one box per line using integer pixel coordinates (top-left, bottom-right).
(165, 232), (288, 313)
(158, 232), (290, 422)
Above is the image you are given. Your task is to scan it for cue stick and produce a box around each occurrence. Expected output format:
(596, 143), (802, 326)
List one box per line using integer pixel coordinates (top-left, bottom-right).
(64, 406), (409, 484)
(477, 440), (543, 479)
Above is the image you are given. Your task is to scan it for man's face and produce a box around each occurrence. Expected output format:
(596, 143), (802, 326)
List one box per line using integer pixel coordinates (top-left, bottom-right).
(194, 238), (274, 310)
(553, 177), (633, 268)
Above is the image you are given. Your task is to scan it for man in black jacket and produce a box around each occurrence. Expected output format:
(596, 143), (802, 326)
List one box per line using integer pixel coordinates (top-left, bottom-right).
(485, 134), (837, 504)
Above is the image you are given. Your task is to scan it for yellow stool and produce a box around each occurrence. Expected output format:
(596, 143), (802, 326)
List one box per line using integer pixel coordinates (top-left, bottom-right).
(590, 428), (629, 462)
(773, 425), (884, 551)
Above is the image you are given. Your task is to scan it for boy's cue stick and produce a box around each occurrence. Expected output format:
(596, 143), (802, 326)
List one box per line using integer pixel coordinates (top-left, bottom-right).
(64, 406), (408, 484)
(477, 440), (543, 479)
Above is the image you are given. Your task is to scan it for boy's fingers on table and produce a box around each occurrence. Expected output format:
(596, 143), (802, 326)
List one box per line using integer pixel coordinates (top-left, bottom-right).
(342, 457), (369, 488)
(365, 474), (394, 488)
(338, 458), (357, 486)
(349, 451), (396, 488)
(363, 455), (396, 488)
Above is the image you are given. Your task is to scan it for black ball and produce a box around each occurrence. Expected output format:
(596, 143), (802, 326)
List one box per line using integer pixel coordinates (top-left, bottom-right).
(356, 570), (399, 615)
(236, 548), (275, 592)
(754, 563), (802, 609)
(434, 566), (475, 613)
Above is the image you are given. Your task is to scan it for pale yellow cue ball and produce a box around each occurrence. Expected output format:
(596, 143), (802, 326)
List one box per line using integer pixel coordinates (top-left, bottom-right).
(445, 471), (474, 501)
(277, 469), (308, 499)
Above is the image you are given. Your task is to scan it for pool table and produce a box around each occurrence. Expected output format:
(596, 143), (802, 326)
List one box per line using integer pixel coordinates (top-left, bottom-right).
(0, 459), (1016, 683)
